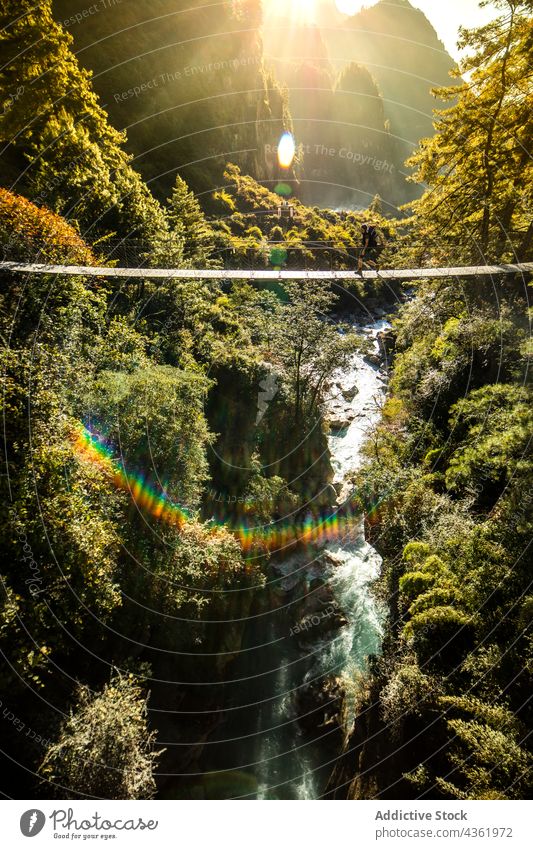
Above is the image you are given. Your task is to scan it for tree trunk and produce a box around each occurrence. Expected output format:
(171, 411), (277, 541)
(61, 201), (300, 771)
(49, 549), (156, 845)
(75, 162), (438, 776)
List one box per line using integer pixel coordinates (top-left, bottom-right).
(480, 6), (515, 253)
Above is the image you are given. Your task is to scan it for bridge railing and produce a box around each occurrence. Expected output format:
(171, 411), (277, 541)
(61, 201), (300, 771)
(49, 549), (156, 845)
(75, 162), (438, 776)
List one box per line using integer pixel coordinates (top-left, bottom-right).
(0, 234), (480, 272)
(4, 229), (530, 273)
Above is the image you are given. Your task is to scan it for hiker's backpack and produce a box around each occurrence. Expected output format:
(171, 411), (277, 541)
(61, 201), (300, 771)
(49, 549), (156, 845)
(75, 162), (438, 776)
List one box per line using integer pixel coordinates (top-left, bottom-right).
(367, 226), (378, 247)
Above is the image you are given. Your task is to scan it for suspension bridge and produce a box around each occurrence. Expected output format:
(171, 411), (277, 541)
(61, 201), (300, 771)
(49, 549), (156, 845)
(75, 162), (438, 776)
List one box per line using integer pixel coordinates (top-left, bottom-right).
(1, 261), (532, 281)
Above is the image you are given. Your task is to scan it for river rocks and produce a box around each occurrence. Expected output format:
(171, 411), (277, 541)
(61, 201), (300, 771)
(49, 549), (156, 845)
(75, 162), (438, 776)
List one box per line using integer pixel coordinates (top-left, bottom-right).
(278, 572), (301, 593)
(364, 352), (382, 367)
(272, 551), (324, 595)
(377, 328), (395, 358)
(324, 382), (360, 429)
(342, 384), (359, 402)
(292, 608), (348, 645)
(327, 405), (357, 429)
(292, 583), (348, 646)
(324, 379), (358, 402)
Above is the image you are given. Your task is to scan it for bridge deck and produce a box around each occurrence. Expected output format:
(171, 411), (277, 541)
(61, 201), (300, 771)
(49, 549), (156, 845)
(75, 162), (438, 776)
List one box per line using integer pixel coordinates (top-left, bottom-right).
(1, 261), (532, 281)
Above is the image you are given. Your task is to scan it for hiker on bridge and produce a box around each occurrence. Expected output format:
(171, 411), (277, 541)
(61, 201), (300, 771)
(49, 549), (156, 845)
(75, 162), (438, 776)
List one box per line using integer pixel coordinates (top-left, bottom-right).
(358, 222), (383, 273)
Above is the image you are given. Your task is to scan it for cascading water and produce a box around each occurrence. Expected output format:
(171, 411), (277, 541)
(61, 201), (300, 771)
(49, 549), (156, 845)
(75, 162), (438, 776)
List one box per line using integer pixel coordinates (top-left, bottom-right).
(195, 319), (389, 799)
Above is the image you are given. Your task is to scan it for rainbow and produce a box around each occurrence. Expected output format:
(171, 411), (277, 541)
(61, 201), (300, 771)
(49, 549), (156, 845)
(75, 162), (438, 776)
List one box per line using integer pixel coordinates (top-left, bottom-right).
(71, 423), (363, 553)
(71, 422), (191, 530)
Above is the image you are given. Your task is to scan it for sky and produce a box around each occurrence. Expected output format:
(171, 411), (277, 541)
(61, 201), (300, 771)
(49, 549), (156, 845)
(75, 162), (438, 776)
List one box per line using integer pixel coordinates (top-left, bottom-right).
(267, 1), (502, 62)
(409, 0), (501, 61)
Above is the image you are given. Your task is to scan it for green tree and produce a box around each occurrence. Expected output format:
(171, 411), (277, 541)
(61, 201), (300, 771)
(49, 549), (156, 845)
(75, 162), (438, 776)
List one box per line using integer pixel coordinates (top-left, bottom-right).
(273, 280), (363, 423)
(406, 0), (533, 264)
(39, 676), (160, 799)
(331, 4), (533, 795)
(0, 1), (181, 259)
(446, 384), (533, 505)
(167, 176), (218, 268)
(87, 366), (212, 508)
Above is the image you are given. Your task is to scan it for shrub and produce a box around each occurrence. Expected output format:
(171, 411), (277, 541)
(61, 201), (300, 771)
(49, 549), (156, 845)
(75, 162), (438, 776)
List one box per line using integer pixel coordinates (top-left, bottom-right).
(39, 676), (160, 799)
(0, 187), (96, 264)
(404, 606), (475, 667)
(380, 658), (439, 737)
(399, 571), (435, 603)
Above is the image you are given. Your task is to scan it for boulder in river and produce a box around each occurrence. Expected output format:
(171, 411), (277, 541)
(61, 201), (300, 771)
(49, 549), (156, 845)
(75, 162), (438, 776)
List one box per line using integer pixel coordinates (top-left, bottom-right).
(327, 405), (357, 429)
(342, 384), (359, 402)
(377, 328), (395, 357)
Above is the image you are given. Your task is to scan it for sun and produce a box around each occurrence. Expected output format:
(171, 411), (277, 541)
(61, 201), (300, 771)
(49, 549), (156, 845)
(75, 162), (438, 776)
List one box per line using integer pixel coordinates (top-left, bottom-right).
(334, 0), (364, 15)
(265, 0), (365, 24)
(292, 0), (317, 23)
(266, 0), (318, 24)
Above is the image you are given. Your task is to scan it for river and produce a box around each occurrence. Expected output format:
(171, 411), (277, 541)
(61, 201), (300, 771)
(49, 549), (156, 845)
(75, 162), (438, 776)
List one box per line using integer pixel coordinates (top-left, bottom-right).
(192, 318), (389, 800)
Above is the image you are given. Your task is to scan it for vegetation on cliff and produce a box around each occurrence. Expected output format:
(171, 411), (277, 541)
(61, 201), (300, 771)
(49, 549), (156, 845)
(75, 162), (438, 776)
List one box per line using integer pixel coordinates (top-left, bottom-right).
(0, 179), (363, 796)
(329, 0), (533, 801)
(50, 0), (291, 201)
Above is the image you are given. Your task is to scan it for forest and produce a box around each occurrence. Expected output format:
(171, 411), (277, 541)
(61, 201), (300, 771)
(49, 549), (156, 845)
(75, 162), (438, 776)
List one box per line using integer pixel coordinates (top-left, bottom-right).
(0, 0), (531, 802)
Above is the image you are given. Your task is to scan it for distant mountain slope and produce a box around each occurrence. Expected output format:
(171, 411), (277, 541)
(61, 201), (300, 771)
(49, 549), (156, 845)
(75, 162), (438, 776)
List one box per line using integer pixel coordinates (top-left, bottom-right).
(321, 0), (458, 156)
(49, 0), (457, 212)
(262, 22), (405, 209)
(51, 0), (291, 204)
(262, 0), (458, 208)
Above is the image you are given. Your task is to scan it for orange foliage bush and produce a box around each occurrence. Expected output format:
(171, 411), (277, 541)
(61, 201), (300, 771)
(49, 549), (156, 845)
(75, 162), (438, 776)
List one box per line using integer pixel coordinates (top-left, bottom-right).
(0, 188), (96, 265)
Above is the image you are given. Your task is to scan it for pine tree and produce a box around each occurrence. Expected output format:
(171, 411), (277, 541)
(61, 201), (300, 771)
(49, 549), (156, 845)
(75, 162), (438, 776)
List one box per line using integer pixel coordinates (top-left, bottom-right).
(167, 176), (217, 267)
(0, 0), (181, 262)
(406, 0), (533, 264)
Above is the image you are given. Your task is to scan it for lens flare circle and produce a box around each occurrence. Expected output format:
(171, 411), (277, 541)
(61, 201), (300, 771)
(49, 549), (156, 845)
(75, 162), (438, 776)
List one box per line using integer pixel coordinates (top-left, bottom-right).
(274, 182), (292, 197)
(277, 132), (296, 169)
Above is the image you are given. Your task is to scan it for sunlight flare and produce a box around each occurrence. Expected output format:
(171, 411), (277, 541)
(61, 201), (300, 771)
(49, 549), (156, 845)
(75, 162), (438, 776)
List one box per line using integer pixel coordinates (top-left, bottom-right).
(334, 0), (364, 15)
(277, 131), (296, 168)
(266, 0), (318, 24)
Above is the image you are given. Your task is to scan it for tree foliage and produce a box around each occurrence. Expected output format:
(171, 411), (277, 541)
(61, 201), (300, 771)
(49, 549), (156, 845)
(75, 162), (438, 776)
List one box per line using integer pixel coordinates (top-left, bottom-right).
(338, 2), (533, 802)
(404, 0), (532, 265)
(39, 676), (160, 799)
(0, 0), (183, 259)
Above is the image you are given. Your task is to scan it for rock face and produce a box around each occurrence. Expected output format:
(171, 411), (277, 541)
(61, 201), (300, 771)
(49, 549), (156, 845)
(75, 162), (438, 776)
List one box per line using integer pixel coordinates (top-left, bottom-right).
(294, 677), (346, 751)
(321, 0), (457, 172)
(377, 329), (396, 367)
(292, 579), (348, 647)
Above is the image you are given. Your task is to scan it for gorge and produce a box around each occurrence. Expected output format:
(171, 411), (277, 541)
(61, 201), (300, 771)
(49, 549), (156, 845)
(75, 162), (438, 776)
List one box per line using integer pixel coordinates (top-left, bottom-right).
(0, 0), (531, 806)
(184, 314), (391, 800)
